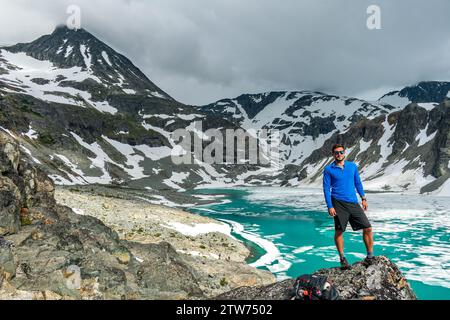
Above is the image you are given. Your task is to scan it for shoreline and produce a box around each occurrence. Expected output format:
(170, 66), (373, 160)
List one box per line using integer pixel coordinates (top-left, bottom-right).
(54, 183), (438, 286)
(54, 186), (276, 297)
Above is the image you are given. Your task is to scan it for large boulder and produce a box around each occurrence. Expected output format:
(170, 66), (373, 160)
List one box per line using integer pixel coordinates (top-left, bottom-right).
(0, 176), (21, 235)
(0, 132), (22, 235)
(215, 256), (417, 300)
(125, 241), (204, 299)
(0, 131), (56, 236)
(0, 241), (16, 279)
(16, 159), (56, 208)
(0, 133), (20, 174)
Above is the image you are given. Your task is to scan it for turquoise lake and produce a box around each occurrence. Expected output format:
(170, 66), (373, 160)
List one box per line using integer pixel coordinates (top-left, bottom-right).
(187, 187), (450, 300)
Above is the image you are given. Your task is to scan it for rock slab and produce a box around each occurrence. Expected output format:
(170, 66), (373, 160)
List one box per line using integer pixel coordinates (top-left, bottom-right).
(215, 256), (417, 300)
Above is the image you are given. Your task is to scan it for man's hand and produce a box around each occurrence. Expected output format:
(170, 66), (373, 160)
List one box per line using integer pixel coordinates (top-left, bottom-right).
(328, 207), (336, 217)
(362, 199), (368, 211)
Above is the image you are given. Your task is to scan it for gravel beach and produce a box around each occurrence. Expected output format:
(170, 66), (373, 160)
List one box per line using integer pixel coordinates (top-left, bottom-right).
(54, 186), (275, 297)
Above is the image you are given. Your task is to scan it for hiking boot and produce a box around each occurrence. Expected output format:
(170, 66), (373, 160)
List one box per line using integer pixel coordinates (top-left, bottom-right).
(340, 256), (351, 270)
(362, 256), (376, 267)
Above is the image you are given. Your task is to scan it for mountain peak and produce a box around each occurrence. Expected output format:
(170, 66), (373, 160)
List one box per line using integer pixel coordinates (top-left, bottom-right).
(379, 81), (450, 105)
(50, 25), (98, 41)
(52, 24), (84, 34)
(2, 25), (172, 100)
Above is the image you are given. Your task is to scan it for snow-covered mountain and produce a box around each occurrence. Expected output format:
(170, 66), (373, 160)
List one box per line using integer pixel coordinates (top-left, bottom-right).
(2, 25), (172, 105)
(379, 81), (450, 107)
(199, 91), (399, 165)
(198, 84), (450, 195)
(0, 26), (244, 196)
(1, 26), (449, 197)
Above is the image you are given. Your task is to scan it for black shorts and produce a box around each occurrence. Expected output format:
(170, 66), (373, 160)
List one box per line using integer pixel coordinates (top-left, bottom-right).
(332, 198), (371, 232)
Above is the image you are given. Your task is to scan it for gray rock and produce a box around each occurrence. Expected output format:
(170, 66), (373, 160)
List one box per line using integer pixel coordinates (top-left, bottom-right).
(214, 278), (295, 300)
(0, 176), (21, 235)
(0, 131), (209, 299)
(0, 133), (20, 174)
(0, 239), (16, 279)
(215, 256), (416, 300)
(126, 240), (204, 299)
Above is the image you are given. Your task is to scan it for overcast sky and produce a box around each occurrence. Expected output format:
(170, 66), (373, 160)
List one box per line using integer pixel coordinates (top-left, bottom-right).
(1, 0), (449, 105)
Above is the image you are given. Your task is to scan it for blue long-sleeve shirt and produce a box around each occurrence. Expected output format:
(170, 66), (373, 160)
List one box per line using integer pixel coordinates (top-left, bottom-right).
(322, 160), (365, 209)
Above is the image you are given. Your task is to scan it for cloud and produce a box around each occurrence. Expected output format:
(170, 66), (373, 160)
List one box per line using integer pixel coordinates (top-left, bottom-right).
(1, 0), (450, 104)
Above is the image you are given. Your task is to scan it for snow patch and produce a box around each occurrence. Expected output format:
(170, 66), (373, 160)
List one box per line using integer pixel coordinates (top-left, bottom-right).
(149, 91), (166, 99)
(101, 51), (112, 67)
(64, 45), (73, 58)
(0, 49), (117, 114)
(162, 221), (232, 237)
(20, 145), (41, 164)
(79, 44), (92, 72)
(418, 103), (438, 111)
(416, 125), (437, 147)
(70, 132), (113, 184)
(123, 88), (136, 95)
(222, 219), (291, 275)
(163, 172), (190, 191)
(22, 125), (38, 140)
(101, 135), (147, 179)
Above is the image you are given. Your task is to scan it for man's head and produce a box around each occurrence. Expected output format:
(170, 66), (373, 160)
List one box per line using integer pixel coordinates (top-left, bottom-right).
(332, 144), (345, 162)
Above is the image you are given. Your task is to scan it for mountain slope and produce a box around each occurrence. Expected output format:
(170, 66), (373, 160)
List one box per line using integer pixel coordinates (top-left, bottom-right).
(198, 91), (399, 165)
(0, 27), (245, 198)
(379, 81), (450, 106)
(295, 100), (450, 195)
(3, 25), (172, 101)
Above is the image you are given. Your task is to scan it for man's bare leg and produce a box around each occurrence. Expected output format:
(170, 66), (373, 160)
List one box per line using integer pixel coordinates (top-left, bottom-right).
(362, 227), (375, 266)
(334, 229), (344, 256)
(363, 227), (374, 256)
(335, 229), (350, 269)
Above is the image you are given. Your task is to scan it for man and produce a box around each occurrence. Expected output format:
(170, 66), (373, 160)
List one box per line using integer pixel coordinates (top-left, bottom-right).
(322, 144), (374, 270)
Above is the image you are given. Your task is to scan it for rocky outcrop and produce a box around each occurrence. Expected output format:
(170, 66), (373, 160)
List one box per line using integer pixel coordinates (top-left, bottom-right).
(0, 131), (55, 236)
(215, 256), (417, 300)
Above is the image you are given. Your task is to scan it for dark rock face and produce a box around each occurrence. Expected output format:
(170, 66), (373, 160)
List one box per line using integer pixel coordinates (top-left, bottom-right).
(0, 241), (16, 279)
(215, 278), (295, 300)
(0, 176), (21, 235)
(381, 81), (450, 104)
(128, 241), (203, 297)
(236, 92), (286, 119)
(0, 132), (56, 236)
(291, 98), (450, 193)
(215, 256), (416, 300)
(0, 131), (205, 299)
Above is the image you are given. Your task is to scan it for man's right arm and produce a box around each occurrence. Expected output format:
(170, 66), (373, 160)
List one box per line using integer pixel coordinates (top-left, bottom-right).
(322, 168), (333, 209)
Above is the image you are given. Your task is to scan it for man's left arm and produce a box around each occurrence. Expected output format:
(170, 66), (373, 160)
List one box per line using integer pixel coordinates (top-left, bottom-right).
(354, 164), (368, 210)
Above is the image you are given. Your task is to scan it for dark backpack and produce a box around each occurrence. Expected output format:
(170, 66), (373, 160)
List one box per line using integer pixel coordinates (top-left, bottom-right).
(291, 274), (340, 300)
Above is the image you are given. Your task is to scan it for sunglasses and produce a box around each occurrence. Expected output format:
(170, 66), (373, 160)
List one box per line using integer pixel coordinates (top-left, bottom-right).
(334, 150), (345, 155)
